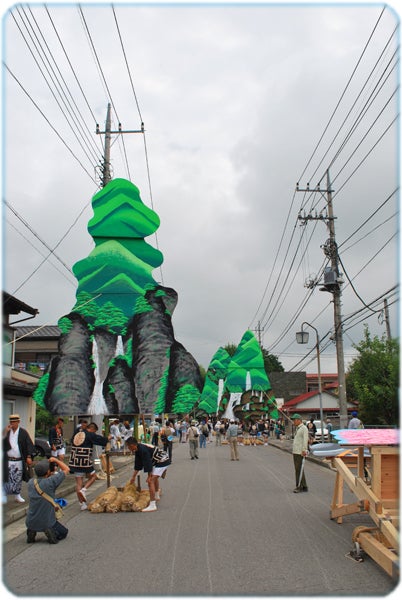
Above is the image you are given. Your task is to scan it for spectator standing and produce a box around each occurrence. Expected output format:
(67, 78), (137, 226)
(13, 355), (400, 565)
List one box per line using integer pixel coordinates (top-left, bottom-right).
(149, 421), (160, 446)
(199, 421), (209, 449)
(109, 419), (121, 451)
(160, 421), (175, 462)
(119, 420), (133, 452)
(326, 418), (333, 441)
(187, 421), (200, 460)
(348, 411), (363, 429)
(291, 414), (308, 493)
(307, 418), (317, 446)
(2, 414), (34, 504)
(179, 420), (188, 443)
(226, 419), (240, 461)
(214, 421), (223, 446)
(262, 421), (270, 445)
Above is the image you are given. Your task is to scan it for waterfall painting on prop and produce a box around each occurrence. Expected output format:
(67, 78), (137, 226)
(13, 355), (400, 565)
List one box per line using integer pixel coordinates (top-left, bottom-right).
(33, 178), (203, 415)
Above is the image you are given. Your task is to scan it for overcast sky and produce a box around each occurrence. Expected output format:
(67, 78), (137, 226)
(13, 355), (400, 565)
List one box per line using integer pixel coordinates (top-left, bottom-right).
(2, 1), (399, 376)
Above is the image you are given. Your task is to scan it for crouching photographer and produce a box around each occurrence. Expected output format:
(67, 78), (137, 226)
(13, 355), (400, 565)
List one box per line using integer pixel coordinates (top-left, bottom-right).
(26, 456), (70, 544)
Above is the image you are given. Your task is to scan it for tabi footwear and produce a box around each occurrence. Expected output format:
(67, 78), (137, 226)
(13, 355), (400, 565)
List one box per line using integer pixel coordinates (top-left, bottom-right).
(142, 501), (157, 512)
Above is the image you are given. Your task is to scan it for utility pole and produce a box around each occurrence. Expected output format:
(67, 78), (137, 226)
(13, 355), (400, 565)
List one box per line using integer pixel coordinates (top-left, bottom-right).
(253, 320), (264, 347)
(384, 298), (392, 340)
(96, 102), (144, 188)
(296, 168), (348, 429)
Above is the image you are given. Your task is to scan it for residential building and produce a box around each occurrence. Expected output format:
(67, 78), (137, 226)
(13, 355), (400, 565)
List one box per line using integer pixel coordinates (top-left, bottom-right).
(2, 292), (40, 439)
(14, 325), (60, 373)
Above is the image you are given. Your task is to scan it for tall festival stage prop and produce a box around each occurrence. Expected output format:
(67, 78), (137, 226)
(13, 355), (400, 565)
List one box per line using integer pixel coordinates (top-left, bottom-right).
(33, 178), (202, 417)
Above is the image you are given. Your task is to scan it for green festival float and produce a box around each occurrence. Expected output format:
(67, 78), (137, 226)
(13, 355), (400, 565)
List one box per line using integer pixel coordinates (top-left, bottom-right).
(197, 330), (279, 422)
(33, 178), (202, 416)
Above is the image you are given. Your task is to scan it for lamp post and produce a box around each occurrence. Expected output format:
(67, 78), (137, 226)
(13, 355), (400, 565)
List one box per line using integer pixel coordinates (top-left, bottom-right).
(296, 322), (325, 443)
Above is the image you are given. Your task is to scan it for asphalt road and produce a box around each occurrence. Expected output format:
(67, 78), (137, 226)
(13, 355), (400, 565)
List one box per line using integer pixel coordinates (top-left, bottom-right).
(2, 440), (397, 597)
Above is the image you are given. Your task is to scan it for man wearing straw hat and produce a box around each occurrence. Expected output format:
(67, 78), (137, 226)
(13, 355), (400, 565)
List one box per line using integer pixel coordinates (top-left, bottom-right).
(2, 414), (35, 504)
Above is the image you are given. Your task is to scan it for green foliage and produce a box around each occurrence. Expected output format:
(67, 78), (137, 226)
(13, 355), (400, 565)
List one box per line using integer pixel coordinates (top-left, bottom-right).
(134, 295), (154, 314)
(58, 316), (73, 334)
(35, 405), (55, 435)
(346, 326), (399, 426)
(71, 292), (99, 321)
(172, 384), (200, 414)
(33, 373), (50, 408)
(262, 347), (284, 373)
(94, 301), (128, 334)
(224, 343), (237, 357)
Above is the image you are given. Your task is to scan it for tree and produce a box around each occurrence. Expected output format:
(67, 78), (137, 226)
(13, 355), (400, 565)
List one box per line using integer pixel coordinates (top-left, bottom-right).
(224, 343), (237, 357)
(35, 405), (55, 435)
(262, 348), (284, 373)
(346, 326), (399, 426)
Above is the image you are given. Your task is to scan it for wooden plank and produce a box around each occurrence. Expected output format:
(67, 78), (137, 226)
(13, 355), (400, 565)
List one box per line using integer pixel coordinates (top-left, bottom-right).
(357, 531), (399, 579)
(331, 501), (366, 519)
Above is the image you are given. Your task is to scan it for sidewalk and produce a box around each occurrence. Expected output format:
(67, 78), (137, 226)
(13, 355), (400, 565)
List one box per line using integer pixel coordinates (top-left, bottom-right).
(2, 438), (329, 526)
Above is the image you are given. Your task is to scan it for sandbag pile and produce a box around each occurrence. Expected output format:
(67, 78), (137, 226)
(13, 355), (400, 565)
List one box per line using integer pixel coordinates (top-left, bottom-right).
(88, 482), (151, 513)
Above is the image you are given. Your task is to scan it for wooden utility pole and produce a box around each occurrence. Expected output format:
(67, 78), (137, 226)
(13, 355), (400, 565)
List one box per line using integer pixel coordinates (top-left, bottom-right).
(296, 169), (348, 429)
(384, 298), (392, 340)
(96, 103), (144, 188)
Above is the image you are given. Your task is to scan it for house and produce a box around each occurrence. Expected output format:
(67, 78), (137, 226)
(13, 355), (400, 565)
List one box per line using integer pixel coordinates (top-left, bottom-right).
(306, 373), (338, 392)
(13, 325), (60, 373)
(281, 389), (357, 427)
(2, 292), (40, 439)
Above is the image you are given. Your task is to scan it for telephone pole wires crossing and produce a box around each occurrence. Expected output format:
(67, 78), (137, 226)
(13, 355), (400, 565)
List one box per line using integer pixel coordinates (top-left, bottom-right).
(296, 169), (348, 429)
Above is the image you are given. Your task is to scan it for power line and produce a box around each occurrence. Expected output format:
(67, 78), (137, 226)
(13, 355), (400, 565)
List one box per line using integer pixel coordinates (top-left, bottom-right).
(3, 62), (97, 184)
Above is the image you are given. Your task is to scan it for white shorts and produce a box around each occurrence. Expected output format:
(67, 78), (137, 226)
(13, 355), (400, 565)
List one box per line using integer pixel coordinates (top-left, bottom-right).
(51, 448), (65, 457)
(152, 466), (168, 477)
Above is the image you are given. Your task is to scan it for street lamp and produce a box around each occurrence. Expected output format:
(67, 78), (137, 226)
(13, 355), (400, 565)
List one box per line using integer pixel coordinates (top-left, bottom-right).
(296, 322), (325, 443)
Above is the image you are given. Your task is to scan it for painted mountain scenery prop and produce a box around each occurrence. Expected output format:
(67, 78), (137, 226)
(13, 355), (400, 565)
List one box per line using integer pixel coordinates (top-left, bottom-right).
(197, 330), (279, 420)
(197, 346), (232, 414)
(33, 178), (202, 415)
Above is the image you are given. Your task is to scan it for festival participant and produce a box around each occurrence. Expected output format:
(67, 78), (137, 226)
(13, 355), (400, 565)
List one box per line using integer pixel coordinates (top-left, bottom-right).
(49, 417), (66, 462)
(126, 436), (170, 512)
(68, 422), (111, 511)
(2, 414), (35, 504)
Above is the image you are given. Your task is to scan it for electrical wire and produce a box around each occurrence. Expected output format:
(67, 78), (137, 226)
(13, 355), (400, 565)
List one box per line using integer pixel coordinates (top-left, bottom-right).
(297, 5), (387, 185)
(3, 62), (97, 184)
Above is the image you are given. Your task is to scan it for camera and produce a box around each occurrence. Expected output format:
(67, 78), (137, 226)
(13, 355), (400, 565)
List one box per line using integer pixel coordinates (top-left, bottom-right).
(49, 461), (58, 472)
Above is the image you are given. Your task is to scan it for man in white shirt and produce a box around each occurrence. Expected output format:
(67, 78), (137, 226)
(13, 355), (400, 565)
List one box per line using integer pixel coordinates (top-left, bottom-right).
(2, 414), (35, 504)
(291, 414), (308, 493)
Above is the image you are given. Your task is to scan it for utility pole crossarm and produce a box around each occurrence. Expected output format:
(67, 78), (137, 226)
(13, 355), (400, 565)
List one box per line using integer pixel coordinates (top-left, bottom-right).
(95, 103), (144, 188)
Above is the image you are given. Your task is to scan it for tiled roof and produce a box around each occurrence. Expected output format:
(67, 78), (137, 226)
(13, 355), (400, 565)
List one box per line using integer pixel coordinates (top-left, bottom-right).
(15, 325), (60, 339)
